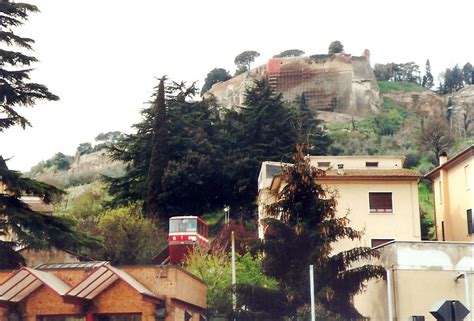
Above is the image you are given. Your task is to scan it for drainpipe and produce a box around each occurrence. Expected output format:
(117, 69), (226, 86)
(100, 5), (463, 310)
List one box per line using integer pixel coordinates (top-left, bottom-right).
(386, 268), (394, 321)
(455, 272), (472, 321)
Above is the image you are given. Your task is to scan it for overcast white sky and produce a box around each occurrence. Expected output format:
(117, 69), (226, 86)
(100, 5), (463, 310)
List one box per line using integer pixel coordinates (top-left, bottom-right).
(1, 0), (473, 171)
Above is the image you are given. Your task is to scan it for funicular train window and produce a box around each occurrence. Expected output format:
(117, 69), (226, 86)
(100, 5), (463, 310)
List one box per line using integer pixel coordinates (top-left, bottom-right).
(37, 316), (86, 321)
(186, 218), (197, 232)
(94, 314), (141, 321)
(169, 220), (180, 233)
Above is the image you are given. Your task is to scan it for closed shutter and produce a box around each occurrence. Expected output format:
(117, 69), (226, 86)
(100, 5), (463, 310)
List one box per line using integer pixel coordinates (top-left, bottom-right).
(369, 193), (393, 213)
(468, 209), (473, 235)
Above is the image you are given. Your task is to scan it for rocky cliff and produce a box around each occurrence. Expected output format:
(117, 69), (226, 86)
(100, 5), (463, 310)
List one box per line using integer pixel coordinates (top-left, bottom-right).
(207, 51), (382, 118)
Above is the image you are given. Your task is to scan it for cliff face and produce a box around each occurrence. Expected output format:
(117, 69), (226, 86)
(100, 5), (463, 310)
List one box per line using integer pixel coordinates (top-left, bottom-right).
(207, 51), (382, 117)
(382, 90), (447, 117)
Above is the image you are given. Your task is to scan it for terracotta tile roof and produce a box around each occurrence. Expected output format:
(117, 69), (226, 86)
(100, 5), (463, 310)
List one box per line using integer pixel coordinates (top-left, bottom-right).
(321, 168), (421, 179)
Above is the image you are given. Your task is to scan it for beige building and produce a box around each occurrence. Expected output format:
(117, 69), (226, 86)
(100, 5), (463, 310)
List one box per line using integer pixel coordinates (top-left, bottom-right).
(355, 241), (473, 321)
(426, 145), (473, 242)
(258, 156), (422, 253)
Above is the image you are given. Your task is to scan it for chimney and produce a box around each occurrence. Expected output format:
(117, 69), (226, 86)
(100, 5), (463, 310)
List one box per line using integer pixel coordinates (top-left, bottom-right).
(337, 163), (344, 175)
(439, 151), (448, 166)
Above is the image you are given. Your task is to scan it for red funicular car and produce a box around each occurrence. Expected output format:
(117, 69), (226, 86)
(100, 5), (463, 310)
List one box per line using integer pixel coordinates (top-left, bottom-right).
(168, 216), (209, 264)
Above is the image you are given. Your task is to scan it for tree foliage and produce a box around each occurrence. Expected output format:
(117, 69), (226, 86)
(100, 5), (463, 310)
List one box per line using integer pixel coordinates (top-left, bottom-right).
(422, 59), (434, 89)
(258, 146), (384, 318)
(274, 49), (305, 58)
(0, 1), (96, 268)
(201, 68), (231, 95)
(419, 116), (454, 161)
(184, 246), (278, 318)
(234, 50), (260, 75)
(328, 41), (344, 54)
(374, 62), (421, 83)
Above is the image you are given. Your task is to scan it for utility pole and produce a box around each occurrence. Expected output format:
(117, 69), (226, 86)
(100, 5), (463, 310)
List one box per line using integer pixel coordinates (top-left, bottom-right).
(231, 231), (237, 312)
(310, 265), (315, 321)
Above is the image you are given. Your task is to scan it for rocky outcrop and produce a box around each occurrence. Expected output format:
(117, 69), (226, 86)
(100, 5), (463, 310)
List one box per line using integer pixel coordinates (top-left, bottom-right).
(382, 90), (447, 117)
(206, 51), (382, 116)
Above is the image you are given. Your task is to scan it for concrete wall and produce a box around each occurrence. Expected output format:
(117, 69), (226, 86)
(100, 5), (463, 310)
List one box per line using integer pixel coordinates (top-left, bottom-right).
(355, 241), (474, 321)
(317, 179), (421, 253)
(309, 155), (405, 169)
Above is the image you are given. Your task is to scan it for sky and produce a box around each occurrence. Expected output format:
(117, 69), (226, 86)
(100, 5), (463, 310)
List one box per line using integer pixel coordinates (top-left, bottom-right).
(1, 0), (474, 171)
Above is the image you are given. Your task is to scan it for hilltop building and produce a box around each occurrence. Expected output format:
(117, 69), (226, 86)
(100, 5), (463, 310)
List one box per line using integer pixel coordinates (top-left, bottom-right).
(426, 145), (473, 242)
(207, 51), (382, 118)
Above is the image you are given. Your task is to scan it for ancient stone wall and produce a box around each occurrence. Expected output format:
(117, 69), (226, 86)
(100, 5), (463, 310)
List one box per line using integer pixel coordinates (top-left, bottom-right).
(206, 51), (382, 117)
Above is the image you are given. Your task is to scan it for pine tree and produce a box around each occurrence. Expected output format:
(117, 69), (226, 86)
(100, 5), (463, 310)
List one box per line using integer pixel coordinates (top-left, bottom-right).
(145, 77), (168, 219)
(0, 1), (96, 268)
(422, 59), (434, 89)
(260, 145), (384, 318)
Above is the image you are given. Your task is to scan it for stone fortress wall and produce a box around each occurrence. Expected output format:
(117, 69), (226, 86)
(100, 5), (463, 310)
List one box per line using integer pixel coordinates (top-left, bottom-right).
(207, 50), (382, 117)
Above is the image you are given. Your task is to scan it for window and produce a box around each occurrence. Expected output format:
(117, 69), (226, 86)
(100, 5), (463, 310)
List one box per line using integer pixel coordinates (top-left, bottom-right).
(94, 315), (141, 321)
(317, 161), (330, 167)
(38, 316), (85, 321)
(369, 192), (393, 213)
(468, 209), (473, 235)
(465, 165), (471, 190)
(371, 239), (394, 248)
(365, 161), (379, 168)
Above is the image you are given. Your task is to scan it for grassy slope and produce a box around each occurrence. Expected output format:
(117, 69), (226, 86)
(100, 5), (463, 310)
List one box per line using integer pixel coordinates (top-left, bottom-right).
(378, 81), (427, 94)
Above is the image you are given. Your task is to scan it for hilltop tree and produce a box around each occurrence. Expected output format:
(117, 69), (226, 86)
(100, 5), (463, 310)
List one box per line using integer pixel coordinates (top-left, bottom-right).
(259, 146), (384, 318)
(201, 68), (231, 95)
(443, 65), (464, 93)
(462, 62), (473, 85)
(0, 1), (97, 269)
(422, 59), (434, 89)
(274, 49), (305, 58)
(328, 41), (344, 54)
(234, 50), (260, 75)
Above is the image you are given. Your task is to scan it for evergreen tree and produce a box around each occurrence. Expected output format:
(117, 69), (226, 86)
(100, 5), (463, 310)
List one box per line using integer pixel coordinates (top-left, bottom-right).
(462, 62), (473, 85)
(291, 94), (331, 154)
(106, 79), (226, 216)
(0, 1), (96, 268)
(145, 77), (168, 219)
(201, 68), (231, 95)
(422, 59), (434, 89)
(259, 146), (384, 318)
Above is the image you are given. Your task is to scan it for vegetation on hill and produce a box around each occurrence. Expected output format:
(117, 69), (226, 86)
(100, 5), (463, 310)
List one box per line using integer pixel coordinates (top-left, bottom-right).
(378, 80), (427, 93)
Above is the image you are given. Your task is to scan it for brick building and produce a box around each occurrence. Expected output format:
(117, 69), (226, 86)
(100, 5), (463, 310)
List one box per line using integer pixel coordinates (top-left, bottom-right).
(0, 262), (206, 321)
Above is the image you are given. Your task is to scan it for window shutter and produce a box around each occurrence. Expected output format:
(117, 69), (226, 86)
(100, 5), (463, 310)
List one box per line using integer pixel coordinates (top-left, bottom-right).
(468, 209), (473, 235)
(369, 193), (393, 213)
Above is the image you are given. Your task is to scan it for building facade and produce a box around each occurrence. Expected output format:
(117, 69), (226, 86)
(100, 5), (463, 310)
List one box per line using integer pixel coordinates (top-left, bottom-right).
(258, 156), (422, 253)
(355, 241), (473, 321)
(0, 262), (206, 321)
(426, 145), (474, 242)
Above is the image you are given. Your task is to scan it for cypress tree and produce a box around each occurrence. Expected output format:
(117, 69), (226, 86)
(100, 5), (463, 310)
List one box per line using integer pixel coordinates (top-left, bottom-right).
(146, 77), (168, 219)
